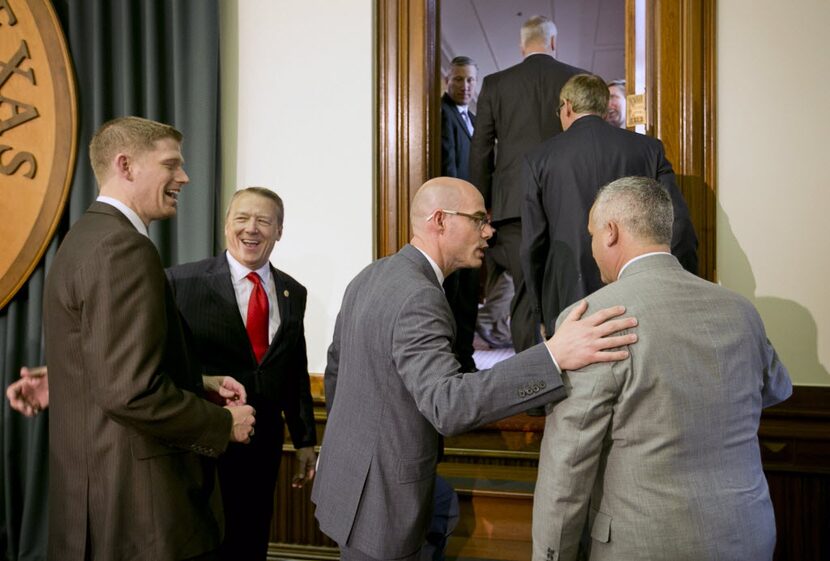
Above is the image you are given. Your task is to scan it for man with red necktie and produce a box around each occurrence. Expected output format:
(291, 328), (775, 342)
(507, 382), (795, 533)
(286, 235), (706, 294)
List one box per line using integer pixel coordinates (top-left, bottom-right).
(167, 187), (316, 560)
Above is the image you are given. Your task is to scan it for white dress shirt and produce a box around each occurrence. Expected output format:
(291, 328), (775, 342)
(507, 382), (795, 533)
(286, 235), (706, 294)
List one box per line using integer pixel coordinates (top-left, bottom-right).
(226, 252), (281, 342)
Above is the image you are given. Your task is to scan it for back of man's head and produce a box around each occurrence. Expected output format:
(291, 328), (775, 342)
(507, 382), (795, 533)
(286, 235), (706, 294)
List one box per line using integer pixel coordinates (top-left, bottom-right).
(561, 74), (609, 117)
(89, 116), (182, 185)
(593, 177), (673, 246)
(521, 15), (557, 51)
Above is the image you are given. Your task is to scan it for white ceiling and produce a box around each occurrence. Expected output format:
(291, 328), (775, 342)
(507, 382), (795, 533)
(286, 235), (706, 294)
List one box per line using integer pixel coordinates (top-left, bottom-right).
(441, 0), (625, 99)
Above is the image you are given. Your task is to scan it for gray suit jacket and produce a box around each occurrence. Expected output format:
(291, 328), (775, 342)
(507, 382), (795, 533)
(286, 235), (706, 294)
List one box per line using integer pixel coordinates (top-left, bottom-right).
(311, 244), (567, 558)
(532, 254), (792, 561)
(44, 202), (231, 561)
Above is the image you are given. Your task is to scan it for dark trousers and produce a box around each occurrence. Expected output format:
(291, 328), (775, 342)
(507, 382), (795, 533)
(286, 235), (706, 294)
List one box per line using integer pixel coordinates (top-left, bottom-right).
(218, 406), (283, 561)
(443, 267), (480, 372)
(485, 220), (540, 352)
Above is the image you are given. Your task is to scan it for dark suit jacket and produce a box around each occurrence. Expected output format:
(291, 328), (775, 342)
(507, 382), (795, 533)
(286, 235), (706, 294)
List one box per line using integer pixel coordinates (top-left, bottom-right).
(166, 253), (316, 451)
(470, 53), (587, 223)
(521, 115), (699, 333)
(441, 92), (475, 181)
(311, 244), (566, 559)
(44, 202), (231, 561)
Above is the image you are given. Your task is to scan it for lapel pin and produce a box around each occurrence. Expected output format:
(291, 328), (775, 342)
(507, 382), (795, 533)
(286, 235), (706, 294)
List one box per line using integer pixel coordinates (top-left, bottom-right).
(283, 290), (289, 297)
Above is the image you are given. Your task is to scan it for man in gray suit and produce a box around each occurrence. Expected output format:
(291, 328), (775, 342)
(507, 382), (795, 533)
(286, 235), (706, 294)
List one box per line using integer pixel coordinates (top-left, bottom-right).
(312, 177), (639, 561)
(532, 177), (792, 561)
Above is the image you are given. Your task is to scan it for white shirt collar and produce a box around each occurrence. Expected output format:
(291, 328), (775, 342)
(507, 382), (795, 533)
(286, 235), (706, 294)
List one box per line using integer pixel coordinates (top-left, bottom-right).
(225, 250), (272, 285)
(455, 104), (469, 113)
(617, 251), (672, 279)
(413, 246), (445, 286)
(96, 196), (148, 237)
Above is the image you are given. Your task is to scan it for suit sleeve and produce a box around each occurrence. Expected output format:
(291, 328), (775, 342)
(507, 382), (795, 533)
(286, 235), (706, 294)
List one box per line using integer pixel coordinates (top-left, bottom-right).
(280, 290), (317, 448)
(761, 338), (792, 408)
(441, 107), (459, 178)
(521, 155), (550, 326)
(532, 359), (623, 561)
(82, 232), (230, 456)
(323, 310), (342, 415)
(469, 77), (496, 207)
(392, 285), (565, 436)
(655, 144), (699, 275)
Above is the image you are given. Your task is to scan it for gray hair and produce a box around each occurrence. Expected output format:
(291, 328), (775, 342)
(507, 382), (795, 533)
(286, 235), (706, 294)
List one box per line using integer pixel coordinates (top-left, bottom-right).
(521, 15), (557, 48)
(593, 177), (673, 245)
(226, 187), (284, 228)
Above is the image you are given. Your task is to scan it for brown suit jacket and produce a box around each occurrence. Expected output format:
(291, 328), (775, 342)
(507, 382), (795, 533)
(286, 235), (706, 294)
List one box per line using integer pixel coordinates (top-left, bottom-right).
(44, 202), (232, 561)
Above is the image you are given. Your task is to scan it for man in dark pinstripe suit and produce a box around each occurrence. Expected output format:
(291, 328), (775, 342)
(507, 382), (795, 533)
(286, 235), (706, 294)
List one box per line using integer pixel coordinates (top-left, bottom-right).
(167, 187), (317, 561)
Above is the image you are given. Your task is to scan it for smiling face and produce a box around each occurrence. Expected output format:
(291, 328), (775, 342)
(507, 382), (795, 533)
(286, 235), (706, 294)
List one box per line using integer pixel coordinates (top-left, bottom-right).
(606, 84), (626, 128)
(129, 137), (189, 225)
(224, 191), (282, 270)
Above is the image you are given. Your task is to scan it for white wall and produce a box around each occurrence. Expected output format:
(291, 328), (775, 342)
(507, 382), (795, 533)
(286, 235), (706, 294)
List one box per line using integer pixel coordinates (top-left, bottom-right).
(717, 1), (830, 385)
(221, 0), (374, 373)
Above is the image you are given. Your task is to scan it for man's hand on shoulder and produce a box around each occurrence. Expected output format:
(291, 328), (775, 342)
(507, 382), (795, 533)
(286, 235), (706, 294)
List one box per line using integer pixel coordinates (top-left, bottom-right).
(545, 300), (637, 371)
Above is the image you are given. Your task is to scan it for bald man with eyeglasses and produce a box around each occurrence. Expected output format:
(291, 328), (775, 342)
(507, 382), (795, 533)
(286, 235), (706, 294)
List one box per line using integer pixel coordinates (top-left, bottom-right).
(312, 176), (639, 561)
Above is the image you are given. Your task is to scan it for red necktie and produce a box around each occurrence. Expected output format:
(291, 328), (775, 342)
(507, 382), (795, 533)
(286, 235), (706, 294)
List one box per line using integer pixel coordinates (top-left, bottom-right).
(246, 272), (269, 362)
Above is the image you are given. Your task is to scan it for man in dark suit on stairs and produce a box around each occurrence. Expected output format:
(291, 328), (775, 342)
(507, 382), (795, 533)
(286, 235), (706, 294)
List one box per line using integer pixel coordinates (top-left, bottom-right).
(440, 55), (480, 373)
(521, 74), (698, 340)
(470, 15), (588, 354)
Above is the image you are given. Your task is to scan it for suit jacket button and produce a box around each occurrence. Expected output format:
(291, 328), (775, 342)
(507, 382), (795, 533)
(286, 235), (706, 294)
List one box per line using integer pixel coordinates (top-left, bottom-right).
(518, 390), (526, 397)
(540, 381), (546, 389)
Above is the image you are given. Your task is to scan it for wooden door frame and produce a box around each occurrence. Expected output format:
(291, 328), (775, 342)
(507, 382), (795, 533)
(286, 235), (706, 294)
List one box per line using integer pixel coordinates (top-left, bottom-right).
(375, 0), (716, 280)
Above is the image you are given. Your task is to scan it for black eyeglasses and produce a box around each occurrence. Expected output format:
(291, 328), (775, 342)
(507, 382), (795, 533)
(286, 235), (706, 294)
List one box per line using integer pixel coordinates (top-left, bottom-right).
(427, 209), (491, 231)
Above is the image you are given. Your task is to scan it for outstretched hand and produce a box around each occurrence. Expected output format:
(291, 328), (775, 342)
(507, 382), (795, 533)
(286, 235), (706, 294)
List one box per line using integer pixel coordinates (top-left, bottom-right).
(6, 366), (49, 416)
(546, 300), (637, 372)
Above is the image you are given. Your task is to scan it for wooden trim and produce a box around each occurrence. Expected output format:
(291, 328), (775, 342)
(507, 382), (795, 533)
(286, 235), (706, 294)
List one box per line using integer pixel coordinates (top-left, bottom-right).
(649, 0), (716, 280)
(375, 0), (439, 258)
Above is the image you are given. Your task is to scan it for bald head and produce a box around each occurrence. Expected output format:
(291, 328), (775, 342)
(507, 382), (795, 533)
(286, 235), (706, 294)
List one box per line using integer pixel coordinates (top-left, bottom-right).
(410, 177), (492, 276)
(411, 177), (481, 236)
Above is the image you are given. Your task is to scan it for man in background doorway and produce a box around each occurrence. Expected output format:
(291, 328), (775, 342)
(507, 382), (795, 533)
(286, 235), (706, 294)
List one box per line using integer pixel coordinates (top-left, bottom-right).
(440, 55), (480, 373)
(606, 79), (627, 128)
(521, 73), (698, 340)
(470, 15), (588, 355)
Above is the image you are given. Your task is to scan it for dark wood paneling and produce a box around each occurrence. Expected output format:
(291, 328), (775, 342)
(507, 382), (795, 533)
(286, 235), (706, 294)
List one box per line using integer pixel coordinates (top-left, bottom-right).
(650, 0), (717, 280)
(270, 385), (830, 560)
(375, 0), (439, 258)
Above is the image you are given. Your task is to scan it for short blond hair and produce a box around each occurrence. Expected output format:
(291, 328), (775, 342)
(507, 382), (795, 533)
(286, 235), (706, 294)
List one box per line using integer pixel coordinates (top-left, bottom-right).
(89, 116), (182, 184)
(560, 74), (609, 116)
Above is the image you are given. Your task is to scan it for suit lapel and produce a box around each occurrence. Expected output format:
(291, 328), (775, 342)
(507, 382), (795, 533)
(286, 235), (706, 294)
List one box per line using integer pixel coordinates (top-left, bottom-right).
(207, 254), (256, 362)
(264, 266), (290, 361)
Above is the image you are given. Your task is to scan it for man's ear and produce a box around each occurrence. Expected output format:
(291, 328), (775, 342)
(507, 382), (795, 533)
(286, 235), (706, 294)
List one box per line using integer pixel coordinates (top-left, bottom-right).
(605, 220), (620, 247)
(549, 36), (556, 52)
(115, 153), (132, 181)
